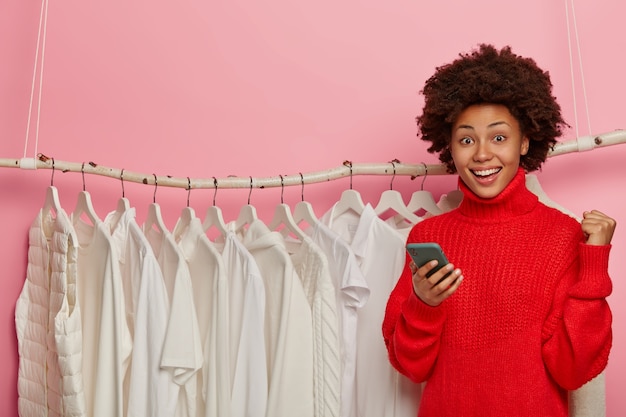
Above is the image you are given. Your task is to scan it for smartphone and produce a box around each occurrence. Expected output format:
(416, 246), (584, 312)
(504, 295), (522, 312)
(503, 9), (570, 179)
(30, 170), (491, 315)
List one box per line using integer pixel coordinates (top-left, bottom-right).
(406, 242), (451, 280)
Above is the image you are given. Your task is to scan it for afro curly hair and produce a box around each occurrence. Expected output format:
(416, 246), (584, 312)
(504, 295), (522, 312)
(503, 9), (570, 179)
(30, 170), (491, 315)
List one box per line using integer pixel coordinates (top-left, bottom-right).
(417, 44), (568, 173)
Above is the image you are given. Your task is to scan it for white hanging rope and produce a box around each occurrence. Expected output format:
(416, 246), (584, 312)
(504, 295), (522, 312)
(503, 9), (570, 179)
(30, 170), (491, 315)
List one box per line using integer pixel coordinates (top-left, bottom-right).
(34, 0), (51, 161)
(564, 0), (593, 139)
(23, 0), (49, 160)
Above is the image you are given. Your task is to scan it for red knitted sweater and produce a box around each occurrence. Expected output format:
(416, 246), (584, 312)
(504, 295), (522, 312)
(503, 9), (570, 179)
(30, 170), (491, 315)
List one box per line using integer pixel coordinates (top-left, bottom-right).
(382, 168), (612, 417)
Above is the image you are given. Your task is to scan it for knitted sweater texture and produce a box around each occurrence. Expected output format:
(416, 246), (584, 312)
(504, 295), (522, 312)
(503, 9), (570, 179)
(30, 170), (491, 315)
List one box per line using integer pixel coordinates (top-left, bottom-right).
(382, 168), (612, 417)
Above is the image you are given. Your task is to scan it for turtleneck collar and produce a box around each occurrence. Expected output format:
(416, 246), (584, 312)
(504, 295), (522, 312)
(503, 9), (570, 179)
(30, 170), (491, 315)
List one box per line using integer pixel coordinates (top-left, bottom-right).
(457, 167), (538, 220)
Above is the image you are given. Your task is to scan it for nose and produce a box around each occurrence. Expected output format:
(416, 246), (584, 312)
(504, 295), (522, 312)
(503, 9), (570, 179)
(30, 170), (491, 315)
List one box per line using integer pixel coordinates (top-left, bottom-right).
(473, 140), (493, 162)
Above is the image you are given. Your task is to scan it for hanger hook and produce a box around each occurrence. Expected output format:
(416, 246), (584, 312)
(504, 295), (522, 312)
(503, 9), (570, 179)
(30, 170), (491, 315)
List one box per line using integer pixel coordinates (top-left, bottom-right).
(212, 177), (218, 206)
(120, 168), (125, 198)
(51, 157), (55, 186)
(81, 162), (86, 191)
(153, 173), (158, 203)
(279, 175), (285, 204)
(37, 153), (55, 186)
(389, 159), (400, 190)
(421, 162), (428, 191)
(248, 176), (253, 205)
(186, 177), (191, 207)
(299, 172), (304, 202)
(343, 160), (353, 190)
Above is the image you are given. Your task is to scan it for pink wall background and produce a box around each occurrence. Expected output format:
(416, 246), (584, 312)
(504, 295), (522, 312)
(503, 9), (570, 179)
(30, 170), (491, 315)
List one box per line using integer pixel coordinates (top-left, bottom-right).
(1, 1), (625, 415)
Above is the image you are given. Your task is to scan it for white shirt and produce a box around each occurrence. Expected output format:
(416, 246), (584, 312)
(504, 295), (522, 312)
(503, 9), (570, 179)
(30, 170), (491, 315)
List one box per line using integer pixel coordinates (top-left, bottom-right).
(173, 212), (229, 417)
(306, 221), (369, 417)
(239, 220), (314, 417)
(74, 218), (132, 417)
(320, 204), (420, 417)
(144, 222), (203, 417)
(284, 235), (341, 417)
(213, 228), (267, 417)
(104, 207), (171, 417)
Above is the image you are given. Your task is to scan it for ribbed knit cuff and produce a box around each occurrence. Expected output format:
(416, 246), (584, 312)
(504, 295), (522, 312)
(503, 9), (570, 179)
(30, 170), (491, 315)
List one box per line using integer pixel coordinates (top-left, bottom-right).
(405, 290), (446, 322)
(575, 243), (613, 296)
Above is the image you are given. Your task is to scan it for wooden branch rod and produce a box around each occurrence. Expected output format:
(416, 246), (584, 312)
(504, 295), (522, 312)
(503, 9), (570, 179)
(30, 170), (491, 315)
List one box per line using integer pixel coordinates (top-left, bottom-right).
(1, 129), (623, 190)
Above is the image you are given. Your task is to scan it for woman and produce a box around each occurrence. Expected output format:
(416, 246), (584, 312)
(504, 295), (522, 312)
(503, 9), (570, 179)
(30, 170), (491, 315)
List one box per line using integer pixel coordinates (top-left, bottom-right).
(382, 44), (616, 417)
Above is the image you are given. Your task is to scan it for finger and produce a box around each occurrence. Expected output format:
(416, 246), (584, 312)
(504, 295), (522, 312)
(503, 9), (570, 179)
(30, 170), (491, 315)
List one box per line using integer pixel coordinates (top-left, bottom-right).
(417, 260), (440, 278)
(582, 214), (616, 231)
(426, 263), (454, 286)
(583, 210), (615, 223)
(443, 274), (464, 295)
(432, 268), (461, 293)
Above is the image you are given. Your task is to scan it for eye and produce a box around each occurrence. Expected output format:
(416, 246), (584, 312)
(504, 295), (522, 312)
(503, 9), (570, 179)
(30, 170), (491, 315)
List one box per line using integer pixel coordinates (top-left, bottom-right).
(460, 136), (473, 145)
(493, 134), (506, 142)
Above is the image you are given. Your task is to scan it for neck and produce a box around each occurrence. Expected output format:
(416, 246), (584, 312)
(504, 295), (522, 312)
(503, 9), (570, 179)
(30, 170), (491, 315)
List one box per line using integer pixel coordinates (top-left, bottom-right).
(457, 168), (538, 220)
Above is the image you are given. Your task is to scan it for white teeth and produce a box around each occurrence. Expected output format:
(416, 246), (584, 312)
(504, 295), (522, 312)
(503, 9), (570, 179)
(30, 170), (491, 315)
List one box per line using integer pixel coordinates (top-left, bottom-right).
(473, 168), (500, 177)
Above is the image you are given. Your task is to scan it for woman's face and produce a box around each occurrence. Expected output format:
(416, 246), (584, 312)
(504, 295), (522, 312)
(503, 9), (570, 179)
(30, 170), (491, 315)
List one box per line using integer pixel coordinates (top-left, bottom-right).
(450, 103), (529, 199)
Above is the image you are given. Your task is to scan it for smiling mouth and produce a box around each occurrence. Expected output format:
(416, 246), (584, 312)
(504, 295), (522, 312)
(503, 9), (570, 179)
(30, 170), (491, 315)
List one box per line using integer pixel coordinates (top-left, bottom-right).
(471, 168), (502, 178)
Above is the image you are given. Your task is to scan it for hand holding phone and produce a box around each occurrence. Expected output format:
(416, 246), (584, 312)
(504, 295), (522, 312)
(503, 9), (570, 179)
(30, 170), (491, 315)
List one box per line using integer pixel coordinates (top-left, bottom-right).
(406, 243), (449, 277)
(406, 242), (462, 306)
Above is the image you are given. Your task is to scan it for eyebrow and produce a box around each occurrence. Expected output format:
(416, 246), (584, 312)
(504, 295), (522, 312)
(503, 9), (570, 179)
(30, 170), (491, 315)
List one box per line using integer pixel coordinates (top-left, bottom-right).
(455, 120), (511, 131)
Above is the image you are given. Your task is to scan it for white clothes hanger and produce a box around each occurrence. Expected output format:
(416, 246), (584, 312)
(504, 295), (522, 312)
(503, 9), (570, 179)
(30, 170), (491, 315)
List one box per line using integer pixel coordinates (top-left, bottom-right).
(375, 189), (422, 223)
(293, 200), (318, 227)
(145, 203), (168, 234)
(437, 189), (463, 212)
(235, 205), (258, 232)
(234, 176), (258, 232)
(269, 203), (307, 241)
(204, 207), (229, 237)
(107, 169), (132, 232)
(268, 176), (307, 240)
(374, 161), (421, 224)
(116, 169), (131, 213)
(143, 174), (169, 234)
(404, 163), (442, 216)
(73, 191), (100, 225)
(42, 158), (62, 216)
(106, 196), (131, 233)
(332, 161), (365, 217)
(291, 173), (319, 232)
(43, 185), (62, 216)
(72, 163), (100, 226)
(175, 207), (195, 239)
(405, 190), (443, 216)
(202, 177), (229, 237)
(334, 189), (365, 217)
(174, 178), (196, 240)
(116, 197), (131, 213)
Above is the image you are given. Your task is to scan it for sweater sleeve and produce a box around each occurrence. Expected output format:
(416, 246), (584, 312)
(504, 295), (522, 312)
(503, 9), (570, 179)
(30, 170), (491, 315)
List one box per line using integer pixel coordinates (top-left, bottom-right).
(541, 243), (613, 390)
(382, 252), (446, 383)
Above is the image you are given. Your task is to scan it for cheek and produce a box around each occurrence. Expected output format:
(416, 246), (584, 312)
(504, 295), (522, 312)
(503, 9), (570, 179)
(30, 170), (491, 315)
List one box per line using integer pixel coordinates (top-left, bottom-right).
(450, 146), (471, 166)
(500, 149), (523, 165)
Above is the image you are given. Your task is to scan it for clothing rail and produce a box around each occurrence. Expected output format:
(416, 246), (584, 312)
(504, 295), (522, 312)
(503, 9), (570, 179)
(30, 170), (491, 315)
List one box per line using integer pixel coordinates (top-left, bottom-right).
(1, 129), (624, 190)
